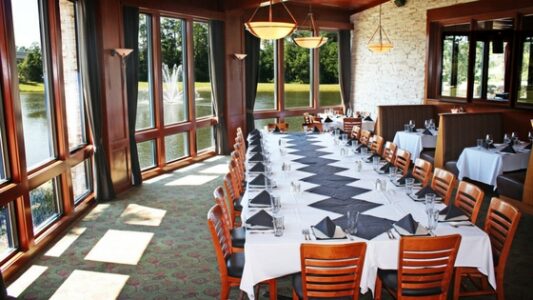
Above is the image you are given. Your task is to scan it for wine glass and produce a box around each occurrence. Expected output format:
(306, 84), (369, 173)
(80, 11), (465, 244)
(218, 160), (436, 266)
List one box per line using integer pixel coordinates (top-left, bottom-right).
(409, 120), (415, 131)
(485, 134), (493, 149)
(511, 132), (518, 145)
(424, 119), (430, 129)
(528, 131), (533, 143)
(503, 133), (510, 144)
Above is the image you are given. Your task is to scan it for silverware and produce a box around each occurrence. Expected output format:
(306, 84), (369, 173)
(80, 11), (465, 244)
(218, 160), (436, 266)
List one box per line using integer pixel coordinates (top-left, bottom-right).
(302, 229), (310, 240)
(450, 223), (474, 228)
(386, 230), (394, 240)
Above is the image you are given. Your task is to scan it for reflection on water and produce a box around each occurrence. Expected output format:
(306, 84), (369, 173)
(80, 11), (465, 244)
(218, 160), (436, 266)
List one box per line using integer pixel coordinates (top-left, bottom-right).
(20, 92), (54, 168)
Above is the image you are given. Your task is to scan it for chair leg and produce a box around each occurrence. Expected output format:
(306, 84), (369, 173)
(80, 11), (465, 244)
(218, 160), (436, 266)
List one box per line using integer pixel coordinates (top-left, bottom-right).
(496, 275), (505, 300)
(292, 289), (299, 300)
(453, 268), (463, 300)
(268, 279), (277, 300)
(221, 282), (230, 300)
(374, 276), (383, 300)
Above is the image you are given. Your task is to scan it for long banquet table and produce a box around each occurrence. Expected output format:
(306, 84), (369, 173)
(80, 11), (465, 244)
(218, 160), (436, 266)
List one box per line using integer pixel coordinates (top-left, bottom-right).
(240, 132), (495, 299)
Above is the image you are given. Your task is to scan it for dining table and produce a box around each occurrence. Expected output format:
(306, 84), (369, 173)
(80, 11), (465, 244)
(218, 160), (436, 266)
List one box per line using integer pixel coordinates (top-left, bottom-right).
(393, 129), (437, 161)
(317, 114), (375, 132)
(456, 143), (531, 188)
(239, 132), (495, 299)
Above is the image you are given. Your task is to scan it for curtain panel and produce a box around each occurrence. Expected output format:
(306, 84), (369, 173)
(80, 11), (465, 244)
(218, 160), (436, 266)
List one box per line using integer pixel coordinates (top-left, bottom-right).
(338, 30), (352, 110)
(244, 31), (260, 135)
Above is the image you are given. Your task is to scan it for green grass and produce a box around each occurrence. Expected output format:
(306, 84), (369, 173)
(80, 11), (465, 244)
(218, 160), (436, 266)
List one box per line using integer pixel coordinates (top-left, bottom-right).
(257, 82), (340, 93)
(19, 82), (45, 93)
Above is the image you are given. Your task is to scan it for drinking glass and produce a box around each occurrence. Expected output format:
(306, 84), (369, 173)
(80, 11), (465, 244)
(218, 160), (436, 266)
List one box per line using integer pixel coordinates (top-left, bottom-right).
(354, 160), (362, 173)
(404, 124), (410, 132)
(273, 215), (284, 237)
(351, 141), (358, 154)
(409, 120), (415, 131)
(270, 195), (281, 214)
(503, 133), (510, 144)
(427, 208), (439, 235)
(389, 166), (398, 179)
(342, 133), (348, 144)
(424, 119), (430, 129)
(405, 178), (415, 195)
(361, 147), (369, 157)
(425, 193), (436, 214)
(476, 139), (483, 149)
(373, 156), (380, 170)
(291, 181), (301, 199)
(346, 209), (360, 236)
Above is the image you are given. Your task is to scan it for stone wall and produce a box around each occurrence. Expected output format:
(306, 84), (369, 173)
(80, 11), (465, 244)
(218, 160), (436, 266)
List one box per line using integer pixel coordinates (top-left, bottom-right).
(350, 0), (477, 116)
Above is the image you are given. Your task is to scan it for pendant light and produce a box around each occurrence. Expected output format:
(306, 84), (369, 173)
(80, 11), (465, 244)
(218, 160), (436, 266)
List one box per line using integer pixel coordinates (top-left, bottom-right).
(293, 5), (328, 49)
(367, 4), (393, 53)
(245, 0), (297, 40)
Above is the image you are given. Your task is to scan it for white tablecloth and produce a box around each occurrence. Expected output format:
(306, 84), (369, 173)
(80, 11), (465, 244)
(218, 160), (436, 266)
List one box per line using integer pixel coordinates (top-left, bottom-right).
(393, 130), (437, 161)
(456, 145), (531, 187)
(240, 133), (495, 299)
(318, 114), (375, 132)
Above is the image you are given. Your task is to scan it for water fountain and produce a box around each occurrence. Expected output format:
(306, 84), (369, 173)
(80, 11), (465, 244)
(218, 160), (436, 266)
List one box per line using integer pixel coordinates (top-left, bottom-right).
(162, 63), (184, 103)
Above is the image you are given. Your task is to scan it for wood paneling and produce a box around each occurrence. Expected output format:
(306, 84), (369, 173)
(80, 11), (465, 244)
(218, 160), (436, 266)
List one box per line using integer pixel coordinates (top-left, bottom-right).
(223, 0), (387, 14)
(124, 0), (224, 19)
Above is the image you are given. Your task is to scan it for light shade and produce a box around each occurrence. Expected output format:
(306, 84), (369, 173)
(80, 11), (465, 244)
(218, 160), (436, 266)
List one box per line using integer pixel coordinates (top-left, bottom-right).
(367, 5), (393, 54)
(368, 40), (393, 53)
(245, 21), (296, 40)
(294, 36), (328, 48)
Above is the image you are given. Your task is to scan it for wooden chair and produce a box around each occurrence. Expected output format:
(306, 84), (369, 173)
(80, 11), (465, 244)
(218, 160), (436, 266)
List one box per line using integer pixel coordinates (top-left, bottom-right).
(375, 234), (462, 300)
(214, 186), (244, 252)
(453, 181), (484, 223)
(267, 122), (289, 133)
(292, 243), (367, 300)
(412, 158), (433, 187)
(370, 135), (385, 156)
(360, 129), (372, 146)
(223, 173), (241, 226)
(233, 143), (246, 170)
(229, 159), (245, 195)
(394, 149), (411, 176)
(208, 205), (277, 300)
(382, 142), (397, 163)
(432, 168), (456, 205)
(453, 197), (521, 300)
(235, 135), (246, 158)
(231, 151), (245, 183)
(343, 117), (362, 134)
(351, 125), (361, 140)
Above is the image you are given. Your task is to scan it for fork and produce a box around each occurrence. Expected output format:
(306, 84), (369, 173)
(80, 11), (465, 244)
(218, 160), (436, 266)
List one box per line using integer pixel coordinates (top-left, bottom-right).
(388, 230), (396, 240)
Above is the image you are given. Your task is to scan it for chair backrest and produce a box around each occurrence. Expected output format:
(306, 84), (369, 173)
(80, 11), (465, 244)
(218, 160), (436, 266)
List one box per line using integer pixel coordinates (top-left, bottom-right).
(394, 149), (411, 176)
(360, 130), (372, 146)
(454, 181), (484, 223)
(214, 186), (233, 230)
(412, 158), (433, 187)
(230, 151), (245, 179)
(397, 234), (461, 299)
(343, 117), (362, 133)
(235, 135), (246, 156)
(370, 135), (385, 156)
(207, 205), (232, 278)
(233, 143), (245, 165)
(431, 168), (456, 205)
(351, 125), (361, 140)
(223, 173), (238, 224)
(229, 159), (244, 195)
(484, 197), (521, 275)
(382, 142), (397, 163)
(300, 243), (367, 300)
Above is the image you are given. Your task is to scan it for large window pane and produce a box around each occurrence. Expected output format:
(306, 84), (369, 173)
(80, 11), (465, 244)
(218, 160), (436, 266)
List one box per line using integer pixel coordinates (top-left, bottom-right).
(193, 22), (213, 119)
(284, 34), (311, 108)
(441, 35), (469, 98)
(30, 178), (61, 233)
(283, 116), (304, 133)
(518, 36), (533, 105)
(196, 126), (214, 152)
(0, 203), (17, 259)
(474, 41), (509, 101)
(0, 95), (7, 183)
(161, 17), (187, 125)
(14, 0), (56, 169)
(255, 40), (276, 111)
(137, 140), (156, 170)
(60, 0), (86, 150)
(165, 132), (189, 162)
(137, 13), (155, 130)
(71, 160), (91, 203)
(319, 31), (342, 107)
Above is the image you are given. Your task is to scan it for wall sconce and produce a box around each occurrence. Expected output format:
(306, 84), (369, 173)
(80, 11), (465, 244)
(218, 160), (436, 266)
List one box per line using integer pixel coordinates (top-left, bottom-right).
(112, 48), (134, 58)
(233, 53), (247, 61)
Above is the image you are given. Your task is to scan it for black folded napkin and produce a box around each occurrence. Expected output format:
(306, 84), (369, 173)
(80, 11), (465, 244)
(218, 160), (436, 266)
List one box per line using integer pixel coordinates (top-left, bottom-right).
(439, 205), (469, 221)
(380, 162), (392, 173)
(324, 117), (333, 123)
(249, 162), (266, 173)
(394, 214), (417, 234)
(246, 210), (273, 228)
(353, 214), (394, 240)
(248, 144), (263, 153)
(249, 190), (272, 205)
(273, 126), (280, 133)
(364, 116), (373, 121)
(483, 142), (495, 149)
(249, 152), (264, 162)
(248, 174), (270, 186)
(525, 143), (532, 150)
(249, 129), (260, 135)
(249, 138), (262, 146)
(314, 217), (336, 238)
(423, 129), (433, 136)
(397, 174), (419, 185)
(313, 126), (320, 133)
(415, 185), (438, 199)
(500, 143), (516, 154)
(410, 127), (417, 133)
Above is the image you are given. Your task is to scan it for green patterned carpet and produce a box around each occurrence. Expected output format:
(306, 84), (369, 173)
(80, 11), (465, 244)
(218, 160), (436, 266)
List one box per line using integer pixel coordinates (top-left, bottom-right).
(7, 155), (533, 299)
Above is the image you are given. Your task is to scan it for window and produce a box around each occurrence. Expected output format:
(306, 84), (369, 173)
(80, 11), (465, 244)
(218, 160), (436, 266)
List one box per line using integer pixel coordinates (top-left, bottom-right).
(473, 40), (510, 101)
(30, 178), (62, 233)
(196, 126), (214, 152)
(193, 22), (213, 119)
(319, 31), (342, 106)
(441, 35), (469, 98)
(138, 140), (156, 170)
(137, 13), (155, 130)
(0, 203), (17, 260)
(254, 118), (276, 130)
(160, 17), (187, 125)
(60, 0), (86, 150)
(165, 132), (189, 162)
(0, 94), (7, 183)
(284, 34), (311, 109)
(13, 0), (56, 169)
(255, 40), (276, 111)
(283, 116), (303, 133)
(71, 160), (92, 204)
(517, 36), (533, 105)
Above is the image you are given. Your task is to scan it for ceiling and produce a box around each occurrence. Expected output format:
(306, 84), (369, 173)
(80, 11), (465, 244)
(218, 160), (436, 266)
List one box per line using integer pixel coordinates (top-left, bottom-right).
(223, 0), (389, 13)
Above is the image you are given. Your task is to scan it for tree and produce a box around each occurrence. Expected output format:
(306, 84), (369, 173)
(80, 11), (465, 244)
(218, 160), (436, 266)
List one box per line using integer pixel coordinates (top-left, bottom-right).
(193, 22), (210, 82)
(18, 43), (43, 83)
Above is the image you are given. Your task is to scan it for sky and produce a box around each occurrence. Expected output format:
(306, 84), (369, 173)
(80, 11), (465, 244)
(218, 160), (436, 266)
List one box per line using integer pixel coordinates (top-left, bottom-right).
(12, 0), (42, 48)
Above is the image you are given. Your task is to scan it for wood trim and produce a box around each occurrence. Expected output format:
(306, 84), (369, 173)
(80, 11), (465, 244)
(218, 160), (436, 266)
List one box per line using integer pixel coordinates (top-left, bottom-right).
(522, 145), (533, 206)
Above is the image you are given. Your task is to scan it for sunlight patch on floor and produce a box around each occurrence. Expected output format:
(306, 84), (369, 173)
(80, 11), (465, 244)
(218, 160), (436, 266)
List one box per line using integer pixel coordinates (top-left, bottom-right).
(119, 204), (166, 226)
(45, 227), (87, 257)
(82, 204), (110, 221)
(49, 270), (129, 300)
(7, 265), (48, 297)
(173, 163), (204, 173)
(143, 174), (172, 184)
(85, 229), (153, 265)
(199, 163), (228, 174)
(165, 174), (218, 186)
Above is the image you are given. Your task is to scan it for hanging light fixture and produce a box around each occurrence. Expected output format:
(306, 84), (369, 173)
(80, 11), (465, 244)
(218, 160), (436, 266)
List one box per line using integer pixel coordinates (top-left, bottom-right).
(293, 5), (328, 49)
(367, 4), (393, 53)
(245, 0), (297, 40)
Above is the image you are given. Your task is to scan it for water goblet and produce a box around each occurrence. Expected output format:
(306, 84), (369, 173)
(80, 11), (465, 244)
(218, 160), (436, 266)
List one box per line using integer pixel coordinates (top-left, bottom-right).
(485, 134), (493, 149)
(405, 178), (415, 195)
